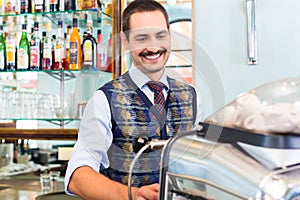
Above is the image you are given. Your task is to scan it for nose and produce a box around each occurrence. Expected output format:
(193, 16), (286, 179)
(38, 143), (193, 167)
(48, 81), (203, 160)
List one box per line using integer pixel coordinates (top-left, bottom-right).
(147, 37), (161, 51)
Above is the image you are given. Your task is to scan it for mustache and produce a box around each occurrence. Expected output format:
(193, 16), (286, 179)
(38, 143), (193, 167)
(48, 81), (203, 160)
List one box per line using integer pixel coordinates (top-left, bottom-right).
(139, 49), (167, 57)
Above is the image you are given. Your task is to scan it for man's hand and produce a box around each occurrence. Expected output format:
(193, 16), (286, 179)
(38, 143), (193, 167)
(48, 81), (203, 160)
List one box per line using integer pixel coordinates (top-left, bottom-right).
(134, 183), (159, 200)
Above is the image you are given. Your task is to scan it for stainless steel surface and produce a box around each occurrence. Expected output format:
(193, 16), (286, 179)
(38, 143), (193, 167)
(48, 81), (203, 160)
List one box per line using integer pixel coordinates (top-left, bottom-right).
(159, 131), (300, 200)
(246, 0), (257, 65)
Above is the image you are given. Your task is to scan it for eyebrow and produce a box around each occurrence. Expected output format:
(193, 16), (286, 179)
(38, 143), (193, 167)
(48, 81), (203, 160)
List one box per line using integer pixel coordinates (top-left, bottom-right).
(133, 30), (169, 39)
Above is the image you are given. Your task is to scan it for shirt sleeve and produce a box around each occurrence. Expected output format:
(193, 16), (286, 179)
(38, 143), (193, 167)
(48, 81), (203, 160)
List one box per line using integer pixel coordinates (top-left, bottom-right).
(64, 90), (113, 195)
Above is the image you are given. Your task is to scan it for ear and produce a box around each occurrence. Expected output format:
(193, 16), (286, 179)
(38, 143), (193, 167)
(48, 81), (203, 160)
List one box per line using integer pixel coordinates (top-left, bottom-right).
(120, 31), (129, 50)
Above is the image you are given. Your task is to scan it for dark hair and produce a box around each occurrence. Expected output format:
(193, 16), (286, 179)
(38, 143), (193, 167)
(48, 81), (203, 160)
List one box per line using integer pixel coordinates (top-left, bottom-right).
(122, 0), (169, 40)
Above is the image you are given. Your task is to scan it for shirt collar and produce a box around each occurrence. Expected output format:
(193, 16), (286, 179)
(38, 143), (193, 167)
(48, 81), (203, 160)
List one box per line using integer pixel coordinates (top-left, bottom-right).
(128, 64), (169, 89)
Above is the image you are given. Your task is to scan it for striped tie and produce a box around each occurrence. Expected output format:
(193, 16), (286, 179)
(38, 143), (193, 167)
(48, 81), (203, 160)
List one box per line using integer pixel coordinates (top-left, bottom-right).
(147, 81), (166, 114)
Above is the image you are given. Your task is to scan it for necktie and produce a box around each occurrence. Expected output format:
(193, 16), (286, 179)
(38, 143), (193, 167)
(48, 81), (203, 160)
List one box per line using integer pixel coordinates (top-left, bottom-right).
(147, 81), (166, 114)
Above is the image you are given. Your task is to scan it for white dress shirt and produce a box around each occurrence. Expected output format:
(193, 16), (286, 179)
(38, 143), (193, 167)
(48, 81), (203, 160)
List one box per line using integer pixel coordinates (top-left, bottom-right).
(64, 65), (203, 195)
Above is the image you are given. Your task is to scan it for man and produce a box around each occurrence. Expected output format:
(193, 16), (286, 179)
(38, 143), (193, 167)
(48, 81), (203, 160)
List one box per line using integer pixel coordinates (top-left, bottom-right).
(65, 0), (203, 199)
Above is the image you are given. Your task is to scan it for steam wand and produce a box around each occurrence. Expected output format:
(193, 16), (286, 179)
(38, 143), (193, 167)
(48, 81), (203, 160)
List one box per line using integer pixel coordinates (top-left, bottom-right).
(127, 139), (168, 200)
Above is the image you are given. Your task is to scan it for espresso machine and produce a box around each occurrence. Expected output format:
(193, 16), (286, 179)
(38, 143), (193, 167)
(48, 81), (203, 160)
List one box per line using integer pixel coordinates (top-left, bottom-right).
(159, 77), (300, 200)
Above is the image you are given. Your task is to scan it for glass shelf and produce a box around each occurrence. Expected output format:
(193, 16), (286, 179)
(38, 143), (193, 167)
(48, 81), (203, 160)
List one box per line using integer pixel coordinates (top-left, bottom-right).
(0, 9), (111, 20)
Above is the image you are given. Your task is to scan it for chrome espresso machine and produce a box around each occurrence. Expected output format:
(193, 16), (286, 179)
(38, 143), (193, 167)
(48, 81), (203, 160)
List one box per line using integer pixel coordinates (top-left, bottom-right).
(159, 77), (300, 200)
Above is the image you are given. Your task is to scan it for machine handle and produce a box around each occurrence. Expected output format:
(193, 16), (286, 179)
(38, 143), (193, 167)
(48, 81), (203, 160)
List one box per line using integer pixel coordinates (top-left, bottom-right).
(246, 0), (257, 65)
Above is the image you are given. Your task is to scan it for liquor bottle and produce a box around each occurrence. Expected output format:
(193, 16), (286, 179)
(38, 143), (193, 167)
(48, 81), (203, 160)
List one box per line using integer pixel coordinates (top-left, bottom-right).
(18, 24), (30, 70)
(69, 18), (81, 70)
(75, 0), (82, 10)
(4, 0), (16, 14)
(30, 22), (42, 70)
(96, 29), (107, 71)
(107, 34), (113, 72)
(65, 25), (72, 66)
(59, 0), (65, 11)
(82, 20), (97, 69)
(0, 0), (4, 15)
(65, 0), (74, 10)
(20, 0), (29, 13)
(34, 0), (44, 12)
(52, 21), (66, 70)
(63, 32), (69, 69)
(42, 24), (53, 70)
(50, 0), (58, 11)
(0, 25), (6, 71)
(6, 22), (17, 71)
(83, 0), (96, 9)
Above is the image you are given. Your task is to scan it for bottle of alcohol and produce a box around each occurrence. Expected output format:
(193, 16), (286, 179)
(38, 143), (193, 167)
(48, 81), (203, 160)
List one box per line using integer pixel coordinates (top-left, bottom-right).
(65, 25), (72, 66)
(65, 0), (74, 10)
(107, 34), (113, 72)
(6, 21), (17, 71)
(59, 0), (65, 11)
(50, 0), (58, 11)
(4, 0), (16, 14)
(20, 0), (29, 13)
(34, 0), (44, 12)
(52, 21), (66, 70)
(18, 24), (30, 70)
(96, 29), (107, 71)
(42, 23), (53, 70)
(83, 0), (97, 9)
(0, 25), (6, 71)
(69, 18), (81, 70)
(0, 0), (4, 15)
(30, 22), (42, 70)
(82, 20), (97, 69)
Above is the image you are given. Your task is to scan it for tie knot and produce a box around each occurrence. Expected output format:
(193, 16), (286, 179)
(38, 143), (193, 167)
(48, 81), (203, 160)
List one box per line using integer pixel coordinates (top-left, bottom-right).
(146, 81), (165, 92)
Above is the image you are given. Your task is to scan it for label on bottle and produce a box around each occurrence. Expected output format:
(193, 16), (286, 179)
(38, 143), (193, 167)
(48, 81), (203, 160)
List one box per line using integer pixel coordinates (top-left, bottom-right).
(18, 48), (29, 69)
(5, 0), (16, 14)
(55, 44), (63, 62)
(70, 42), (78, 64)
(30, 46), (40, 67)
(6, 41), (16, 63)
(0, 50), (4, 70)
(50, 0), (57, 4)
(83, 40), (92, 63)
(20, 0), (28, 12)
(43, 44), (52, 59)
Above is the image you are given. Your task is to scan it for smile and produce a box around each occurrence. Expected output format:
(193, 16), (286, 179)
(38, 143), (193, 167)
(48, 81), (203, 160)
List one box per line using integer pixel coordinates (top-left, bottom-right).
(139, 49), (167, 61)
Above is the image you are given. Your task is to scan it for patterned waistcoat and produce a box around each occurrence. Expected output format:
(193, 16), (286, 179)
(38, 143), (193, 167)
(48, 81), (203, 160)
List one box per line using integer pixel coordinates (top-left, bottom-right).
(99, 72), (197, 187)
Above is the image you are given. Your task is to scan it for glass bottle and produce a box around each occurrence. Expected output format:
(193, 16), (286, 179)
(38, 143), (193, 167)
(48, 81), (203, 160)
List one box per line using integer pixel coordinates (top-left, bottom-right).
(69, 18), (81, 70)
(50, 0), (58, 11)
(30, 22), (42, 70)
(18, 24), (30, 71)
(96, 29), (107, 71)
(52, 20), (66, 70)
(0, 0), (4, 15)
(65, 25), (72, 66)
(4, 0), (16, 14)
(20, 0), (29, 13)
(82, 20), (97, 69)
(107, 34), (113, 72)
(6, 21), (17, 71)
(42, 23), (53, 70)
(0, 25), (6, 71)
(34, 0), (44, 12)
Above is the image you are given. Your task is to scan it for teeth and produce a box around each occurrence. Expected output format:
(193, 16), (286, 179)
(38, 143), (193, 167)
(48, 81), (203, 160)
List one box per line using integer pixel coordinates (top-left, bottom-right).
(145, 53), (161, 60)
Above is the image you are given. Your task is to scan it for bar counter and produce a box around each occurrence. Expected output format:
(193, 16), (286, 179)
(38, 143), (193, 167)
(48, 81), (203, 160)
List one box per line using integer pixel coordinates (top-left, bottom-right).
(0, 172), (81, 200)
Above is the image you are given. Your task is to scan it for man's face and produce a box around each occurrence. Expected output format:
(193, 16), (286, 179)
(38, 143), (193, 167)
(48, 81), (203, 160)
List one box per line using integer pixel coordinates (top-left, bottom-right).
(125, 11), (171, 79)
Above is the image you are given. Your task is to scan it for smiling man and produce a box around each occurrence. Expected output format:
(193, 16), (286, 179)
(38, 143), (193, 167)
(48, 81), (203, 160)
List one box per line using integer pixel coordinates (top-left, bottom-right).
(65, 0), (203, 200)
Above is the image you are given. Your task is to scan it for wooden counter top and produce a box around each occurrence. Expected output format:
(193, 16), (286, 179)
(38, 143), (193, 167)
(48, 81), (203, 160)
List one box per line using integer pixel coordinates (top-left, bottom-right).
(0, 128), (78, 140)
